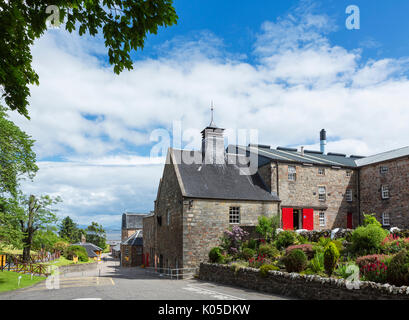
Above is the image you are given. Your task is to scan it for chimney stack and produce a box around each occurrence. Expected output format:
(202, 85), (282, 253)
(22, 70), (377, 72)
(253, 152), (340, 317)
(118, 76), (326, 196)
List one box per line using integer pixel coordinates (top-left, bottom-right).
(320, 129), (327, 154)
(300, 146), (304, 156)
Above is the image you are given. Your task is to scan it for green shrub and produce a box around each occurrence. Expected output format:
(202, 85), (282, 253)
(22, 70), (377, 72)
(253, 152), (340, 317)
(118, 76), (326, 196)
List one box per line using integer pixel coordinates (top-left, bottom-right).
(275, 231), (296, 250)
(283, 249), (307, 273)
(335, 262), (357, 279)
(286, 244), (314, 259)
(209, 247), (225, 264)
(247, 239), (258, 250)
(53, 241), (69, 254)
(363, 213), (382, 227)
(355, 254), (391, 268)
(241, 248), (255, 260)
(64, 245), (88, 262)
(387, 249), (409, 286)
(258, 244), (280, 259)
(308, 251), (324, 273)
(230, 261), (249, 274)
(324, 243), (339, 276)
(351, 224), (388, 255)
(259, 264), (279, 277)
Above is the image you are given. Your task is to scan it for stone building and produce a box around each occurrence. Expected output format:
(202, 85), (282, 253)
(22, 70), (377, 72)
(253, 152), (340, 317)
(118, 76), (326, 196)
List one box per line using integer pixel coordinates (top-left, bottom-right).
(121, 230), (143, 267)
(144, 114), (409, 269)
(143, 118), (279, 270)
(357, 147), (409, 228)
(121, 212), (149, 242)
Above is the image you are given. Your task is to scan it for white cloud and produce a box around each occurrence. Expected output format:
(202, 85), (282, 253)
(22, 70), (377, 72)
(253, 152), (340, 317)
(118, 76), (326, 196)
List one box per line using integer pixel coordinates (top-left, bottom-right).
(9, 4), (409, 227)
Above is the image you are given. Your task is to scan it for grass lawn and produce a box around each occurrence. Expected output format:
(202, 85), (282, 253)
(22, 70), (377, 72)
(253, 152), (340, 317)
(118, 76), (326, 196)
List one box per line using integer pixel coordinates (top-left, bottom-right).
(41, 256), (98, 268)
(0, 271), (45, 293)
(0, 243), (37, 255)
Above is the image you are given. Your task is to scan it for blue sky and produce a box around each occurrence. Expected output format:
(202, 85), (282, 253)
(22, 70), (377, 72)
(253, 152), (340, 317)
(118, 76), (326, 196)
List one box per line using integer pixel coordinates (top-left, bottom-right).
(10, 0), (409, 229)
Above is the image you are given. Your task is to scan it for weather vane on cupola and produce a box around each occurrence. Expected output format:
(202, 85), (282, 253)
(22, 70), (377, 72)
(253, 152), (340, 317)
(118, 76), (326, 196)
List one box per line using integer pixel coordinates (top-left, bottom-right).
(209, 100), (217, 128)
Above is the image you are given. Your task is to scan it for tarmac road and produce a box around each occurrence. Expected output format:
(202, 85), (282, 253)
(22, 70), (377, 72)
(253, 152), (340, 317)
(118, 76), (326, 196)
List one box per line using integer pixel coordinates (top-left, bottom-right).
(0, 255), (291, 300)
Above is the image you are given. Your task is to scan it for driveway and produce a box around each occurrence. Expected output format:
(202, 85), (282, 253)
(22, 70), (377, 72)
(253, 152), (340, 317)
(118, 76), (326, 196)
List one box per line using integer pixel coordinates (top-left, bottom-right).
(0, 255), (290, 300)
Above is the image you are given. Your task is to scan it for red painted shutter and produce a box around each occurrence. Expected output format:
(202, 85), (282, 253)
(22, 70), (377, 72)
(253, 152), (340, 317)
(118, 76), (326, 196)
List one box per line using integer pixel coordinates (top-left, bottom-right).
(302, 208), (314, 230)
(282, 208), (293, 230)
(347, 212), (353, 229)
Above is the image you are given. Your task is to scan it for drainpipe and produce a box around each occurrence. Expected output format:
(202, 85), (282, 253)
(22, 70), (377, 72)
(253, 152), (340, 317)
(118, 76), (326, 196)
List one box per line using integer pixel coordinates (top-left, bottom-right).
(275, 161), (281, 228)
(357, 169), (361, 226)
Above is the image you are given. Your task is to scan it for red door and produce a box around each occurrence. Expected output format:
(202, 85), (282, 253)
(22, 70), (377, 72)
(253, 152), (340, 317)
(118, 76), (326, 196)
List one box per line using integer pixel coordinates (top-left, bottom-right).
(347, 212), (353, 229)
(282, 208), (293, 230)
(302, 208), (314, 230)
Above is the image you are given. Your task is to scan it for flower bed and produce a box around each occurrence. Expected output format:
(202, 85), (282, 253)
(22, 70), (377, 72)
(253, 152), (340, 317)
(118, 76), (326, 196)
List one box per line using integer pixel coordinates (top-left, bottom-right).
(207, 214), (409, 292)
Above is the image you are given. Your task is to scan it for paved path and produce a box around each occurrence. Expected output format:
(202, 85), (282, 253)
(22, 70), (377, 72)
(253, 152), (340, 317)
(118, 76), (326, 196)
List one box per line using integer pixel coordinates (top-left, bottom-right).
(0, 255), (290, 300)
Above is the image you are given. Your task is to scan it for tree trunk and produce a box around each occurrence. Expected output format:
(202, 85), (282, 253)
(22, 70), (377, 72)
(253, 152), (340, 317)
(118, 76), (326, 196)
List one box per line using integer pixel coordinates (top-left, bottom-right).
(22, 231), (33, 262)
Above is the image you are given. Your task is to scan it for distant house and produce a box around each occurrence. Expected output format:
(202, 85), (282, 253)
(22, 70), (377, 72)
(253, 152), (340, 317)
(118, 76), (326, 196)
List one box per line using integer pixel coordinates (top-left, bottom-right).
(120, 230), (143, 267)
(111, 244), (121, 259)
(121, 212), (150, 242)
(72, 242), (103, 261)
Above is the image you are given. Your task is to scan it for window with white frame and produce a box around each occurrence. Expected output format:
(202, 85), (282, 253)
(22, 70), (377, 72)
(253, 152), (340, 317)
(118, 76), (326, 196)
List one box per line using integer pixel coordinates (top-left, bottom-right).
(346, 189), (353, 202)
(381, 185), (390, 199)
(319, 212), (325, 227)
(318, 186), (326, 201)
(288, 166), (296, 181)
(380, 166), (389, 174)
(382, 212), (390, 226)
(229, 207), (240, 224)
(318, 168), (325, 175)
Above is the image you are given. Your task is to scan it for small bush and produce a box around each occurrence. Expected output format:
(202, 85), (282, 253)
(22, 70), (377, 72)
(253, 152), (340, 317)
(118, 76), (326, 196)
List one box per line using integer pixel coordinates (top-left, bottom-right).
(361, 259), (388, 283)
(356, 254), (391, 268)
(241, 248), (255, 260)
(286, 244), (314, 259)
(209, 247), (225, 264)
(259, 264), (279, 277)
(247, 239), (258, 250)
(230, 261), (249, 274)
(248, 253), (268, 269)
(53, 241), (69, 254)
(335, 263), (358, 279)
(283, 249), (307, 273)
(308, 251), (324, 273)
(387, 249), (409, 286)
(351, 224), (388, 255)
(258, 244), (280, 259)
(324, 242), (339, 276)
(275, 231), (296, 250)
(64, 245), (88, 262)
(363, 213), (382, 228)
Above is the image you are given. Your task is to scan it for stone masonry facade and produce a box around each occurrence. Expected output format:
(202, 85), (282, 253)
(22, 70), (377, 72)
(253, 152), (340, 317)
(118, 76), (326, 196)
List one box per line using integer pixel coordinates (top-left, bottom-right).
(259, 162), (359, 230)
(360, 157), (409, 228)
(182, 199), (278, 268)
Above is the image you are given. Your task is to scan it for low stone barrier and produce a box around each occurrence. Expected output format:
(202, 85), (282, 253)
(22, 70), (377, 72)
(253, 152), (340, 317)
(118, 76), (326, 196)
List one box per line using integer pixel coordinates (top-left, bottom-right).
(199, 263), (409, 300)
(57, 262), (99, 274)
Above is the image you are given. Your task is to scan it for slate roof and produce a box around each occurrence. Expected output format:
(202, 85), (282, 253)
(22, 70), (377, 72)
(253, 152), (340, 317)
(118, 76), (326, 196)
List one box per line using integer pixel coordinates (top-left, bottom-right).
(233, 145), (360, 168)
(121, 230), (143, 246)
(171, 149), (279, 202)
(72, 242), (103, 258)
(355, 146), (409, 167)
(122, 213), (148, 230)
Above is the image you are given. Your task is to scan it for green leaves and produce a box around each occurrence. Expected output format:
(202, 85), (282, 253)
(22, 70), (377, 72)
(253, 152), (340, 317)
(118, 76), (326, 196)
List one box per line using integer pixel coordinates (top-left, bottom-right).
(1, 0), (178, 117)
(0, 106), (38, 198)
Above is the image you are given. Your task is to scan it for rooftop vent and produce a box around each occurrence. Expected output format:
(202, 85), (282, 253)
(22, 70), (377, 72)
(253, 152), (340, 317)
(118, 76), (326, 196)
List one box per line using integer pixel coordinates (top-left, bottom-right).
(327, 152), (346, 157)
(248, 144), (271, 149)
(304, 150), (323, 155)
(277, 146), (297, 152)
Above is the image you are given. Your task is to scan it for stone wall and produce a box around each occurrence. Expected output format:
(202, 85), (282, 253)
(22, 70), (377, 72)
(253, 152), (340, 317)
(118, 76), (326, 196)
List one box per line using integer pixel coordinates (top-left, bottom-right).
(360, 157), (409, 228)
(58, 262), (98, 274)
(182, 199), (279, 268)
(143, 215), (156, 267)
(259, 162), (359, 230)
(199, 263), (409, 300)
(153, 158), (184, 270)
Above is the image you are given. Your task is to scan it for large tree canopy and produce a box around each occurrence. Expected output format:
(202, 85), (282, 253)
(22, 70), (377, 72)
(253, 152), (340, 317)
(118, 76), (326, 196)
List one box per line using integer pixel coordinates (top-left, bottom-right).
(0, 106), (38, 197)
(0, 0), (178, 117)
